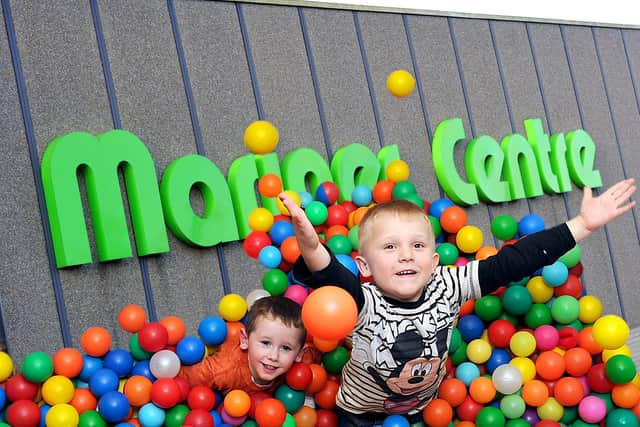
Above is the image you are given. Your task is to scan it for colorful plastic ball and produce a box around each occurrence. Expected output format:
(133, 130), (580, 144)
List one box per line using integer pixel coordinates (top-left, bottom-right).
(500, 394), (526, 419)
(304, 201), (328, 226)
(502, 286), (532, 316)
(510, 331), (536, 357)
(254, 398), (287, 427)
(243, 231), (272, 259)
(326, 234), (351, 255)
(457, 314), (484, 342)
(284, 362), (312, 391)
(381, 414), (410, 427)
(258, 245), (282, 269)
(577, 295), (602, 324)
(487, 319), (516, 348)
(258, 174), (283, 198)
(150, 378), (181, 409)
(7, 399), (41, 427)
(524, 303), (553, 329)
(248, 207), (274, 232)
(472, 295), (501, 322)
(486, 348), (512, 374)
(534, 324), (560, 351)
(306, 363), (328, 394)
(563, 347), (593, 377)
(466, 339), (492, 364)
(475, 406), (506, 427)
(606, 354), (637, 384)
(537, 396), (563, 422)
(492, 363), (523, 395)
(283, 284), (308, 306)
(612, 383), (640, 409)
(491, 215), (518, 241)
(103, 349), (134, 378)
(244, 120), (279, 154)
(81, 326), (112, 357)
(579, 395), (607, 423)
(175, 336), (205, 366)
(440, 206), (467, 234)
(40, 375), (74, 406)
(518, 214), (545, 236)
(138, 322), (169, 353)
(89, 368), (119, 398)
(123, 375), (152, 407)
(246, 288), (270, 309)
(276, 190), (302, 216)
(197, 316), (227, 346)
(148, 350), (180, 379)
(223, 389), (251, 417)
(335, 254), (358, 277)
(558, 244), (581, 268)
(274, 383), (305, 413)
(536, 350), (565, 381)
(50, 347), (83, 379)
(97, 391), (130, 423)
(184, 385), (215, 412)
(588, 363), (615, 393)
(522, 379), (549, 407)
(456, 225), (483, 253)
(542, 261), (568, 287)
(136, 402), (165, 427)
(428, 198), (454, 219)
(351, 185), (373, 207)
(437, 378), (467, 407)
(386, 69), (415, 98)
(78, 355), (103, 383)
(0, 351), (13, 382)
(436, 242), (458, 266)
(550, 295), (580, 324)
(391, 180), (417, 200)
(21, 351), (54, 383)
(526, 276), (553, 303)
(372, 180), (395, 203)
(593, 314), (630, 350)
(315, 182), (340, 206)
(116, 304), (147, 334)
(607, 408), (640, 427)
(510, 356), (537, 383)
(455, 362), (481, 386)
(268, 220), (294, 246)
(46, 403), (79, 427)
(218, 293), (248, 322)
(301, 286), (357, 341)
(456, 395), (484, 422)
(469, 376), (497, 404)
(261, 268), (288, 296)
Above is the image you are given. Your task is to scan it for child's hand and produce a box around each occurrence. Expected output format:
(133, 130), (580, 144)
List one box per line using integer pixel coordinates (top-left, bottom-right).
(569, 178), (636, 241)
(278, 192), (331, 271)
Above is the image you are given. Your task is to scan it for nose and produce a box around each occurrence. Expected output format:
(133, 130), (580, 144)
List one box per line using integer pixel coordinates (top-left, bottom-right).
(398, 246), (413, 261)
(267, 347), (279, 361)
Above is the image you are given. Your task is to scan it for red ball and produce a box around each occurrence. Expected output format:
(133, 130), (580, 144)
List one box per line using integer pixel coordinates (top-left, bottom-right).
(315, 182), (340, 205)
(339, 200), (358, 215)
(316, 409), (338, 427)
(183, 408), (214, 427)
(554, 274), (583, 298)
(325, 205), (349, 227)
(587, 363), (615, 393)
(440, 206), (467, 234)
(248, 391), (271, 419)
(487, 319), (516, 348)
(456, 395), (484, 421)
(372, 180), (394, 203)
(536, 421), (561, 427)
(138, 322), (169, 352)
(174, 375), (191, 401)
(314, 380), (339, 410)
(243, 231), (272, 259)
(5, 374), (39, 402)
(254, 398), (287, 427)
(6, 399), (41, 427)
(286, 362), (313, 391)
(422, 398), (454, 427)
(187, 385), (216, 411)
(564, 347), (593, 377)
(554, 376), (585, 406)
(258, 174), (283, 198)
(150, 378), (182, 409)
(302, 286), (358, 341)
(536, 350), (566, 381)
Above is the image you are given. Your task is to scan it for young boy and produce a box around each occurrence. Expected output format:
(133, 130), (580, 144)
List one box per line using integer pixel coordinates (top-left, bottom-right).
(280, 178), (636, 425)
(178, 295), (318, 395)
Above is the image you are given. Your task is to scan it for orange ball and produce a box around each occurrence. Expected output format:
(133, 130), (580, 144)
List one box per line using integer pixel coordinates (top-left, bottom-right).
(579, 326), (604, 355)
(293, 405), (317, 427)
(280, 236), (301, 264)
(53, 348), (83, 378)
(224, 389), (252, 417)
(612, 383), (640, 408)
(438, 378), (468, 407)
(564, 347), (593, 377)
(160, 315), (186, 346)
(70, 388), (97, 414)
(469, 376), (496, 404)
(553, 376), (585, 406)
(440, 206), (467, 234)
(118, 304), (147, 333)
(258, 174), (283, 198)
(255, 398), (287, 427)
(312, 337), (339, 352)
(314, 380), (339, 410)
(351, 206), (369, 226)
(522, 379), (549, 407)
(302, 286), (357, 341)
(422, 398), (454, 427)
(124, 375), (153, 407)
(325, 225), (349, 240)
(372, 180), (394, 203)
(306, 363), (328, 394)
(475, 246), (498, 261)
(536, 350), (566, 381)
(80, 326), (112, 357)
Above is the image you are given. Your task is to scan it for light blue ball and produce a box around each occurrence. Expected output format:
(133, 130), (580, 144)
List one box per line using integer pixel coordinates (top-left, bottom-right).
(456, 361), (481, 386)
(138, 403), (165, 427)
(351, 185), (373, 207)
(336, 254), (359, 276)
(258, 245), (282, 269)
(542, 261), (569, 287)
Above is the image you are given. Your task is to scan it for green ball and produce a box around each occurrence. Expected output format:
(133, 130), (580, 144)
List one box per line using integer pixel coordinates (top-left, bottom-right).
(392, 180), (417, 199)
(348, 225), (359, 250)
(498, 312), (519, 327)
(322, 346), (350, 374)
(305, 201), (328, 226)
(327, 234), (352, 255)
(450, 341), (467, 365)
(164, 404), (189, 427)
(79, 410), (107, 427)
(591, 391), (615, 412)
(571, 421), (599, 427)
(605, 354), (637, 384)
(436, 242), (459, 265)
(550, 295), (580, 324)
(502, 286), (532, 316)
(475, 406), (506, 427)
(606, 408), (639, 427)
(505, 420), (530, 427)
(400, 193), (425, 209)
(500, 394), (526, 419)
(262, 268), (289, 295)
(21, 351), (53, 382)
(274, 383), (305, 413)
(508, 276), (530, 287)
(491, 214), (518, 241)
(560, 404), (578, 424)
(524, 303), (553, 329)
(429, 215), (442, 239)
(241, 421), (259, 427)
(474, 295), (503, 322)
(558, 244), (581, 268)
(449, 328), (462, 353)
(282, 414), (296, 427)
(129, 333), (153, 360)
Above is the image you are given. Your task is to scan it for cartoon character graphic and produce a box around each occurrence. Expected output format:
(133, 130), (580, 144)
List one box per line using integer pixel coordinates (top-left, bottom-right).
(365, 328), (449, 414)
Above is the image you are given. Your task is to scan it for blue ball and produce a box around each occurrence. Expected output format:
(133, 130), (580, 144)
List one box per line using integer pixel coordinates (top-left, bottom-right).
(542, 261), (569, 287)
(258, 245), (282, 269)
(336, 254), (359, 277)
(138, 402), (165, 427)
(0, 385), (5, 411)
(97, 391), (131, 423)
(89, 368), (120, 397)
(176, 336), (206, 365)
(210, 410), (223, 425)
(198, 316), (227, 345)
(103, 348), (134, 378)
(456, 361), (481, 386)
(428, 198), (454, 219)
(79, 354), (103, 382)
(38, 404), (50, 427)
(518, 214), (545, 236)
(268, 220), (294, 246)
(382, 414), (410, 427)
(485, 348), (512, 373)
(299, 191), (314, 208)
(351, 185), (373, 207)
(457, 314), (485, 342)
(131, 360), (156, 382)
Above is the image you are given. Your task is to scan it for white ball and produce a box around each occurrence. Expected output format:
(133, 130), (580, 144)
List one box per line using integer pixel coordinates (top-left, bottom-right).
(149, 349), (181, 378)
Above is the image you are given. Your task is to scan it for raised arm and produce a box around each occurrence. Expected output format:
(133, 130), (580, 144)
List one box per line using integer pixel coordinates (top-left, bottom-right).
(278, 192), (332, 272)
(567, 178), (636, 242)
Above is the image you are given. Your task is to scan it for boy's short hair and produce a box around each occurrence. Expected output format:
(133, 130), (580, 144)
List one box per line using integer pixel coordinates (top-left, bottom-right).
(358, 199), (435, 251)
(245, 295), (307, 346)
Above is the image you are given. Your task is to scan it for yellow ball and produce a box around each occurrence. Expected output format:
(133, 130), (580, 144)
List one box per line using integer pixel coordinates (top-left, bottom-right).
(593, 314), (630, 350)
(248, 207), (274, 232)
(41, 375), (75, 405)
(602, 344), (632, 363)
(386, 69), (415, 98)
(46, 403), (79, 427)
(510, 331), (537, 357)
(218, 293), (248, 322)
(526, 276), (554, 303)
(0, 351), (13, 382)
(243, 120), (279, 154)
(511, 357), (537, 383)
(537, 397), (563, 421)
(578, 295), (603, 324)
(275, 190), (301, 216)
(386, 159), (410, 183)
(456, 225), (483, 254)
(466, 338), (492, 364)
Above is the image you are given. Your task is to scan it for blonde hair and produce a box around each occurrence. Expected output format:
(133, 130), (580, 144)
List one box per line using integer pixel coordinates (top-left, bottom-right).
(358, 199), (435, 253)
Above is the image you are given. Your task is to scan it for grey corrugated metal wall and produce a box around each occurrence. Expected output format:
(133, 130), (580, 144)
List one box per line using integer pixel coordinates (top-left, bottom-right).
(0, 0), (638, 363)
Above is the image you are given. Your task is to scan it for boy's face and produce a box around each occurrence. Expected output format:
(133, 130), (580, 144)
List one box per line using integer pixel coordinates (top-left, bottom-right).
(356, 212), (439, 302)
(239, 315), (305, 385)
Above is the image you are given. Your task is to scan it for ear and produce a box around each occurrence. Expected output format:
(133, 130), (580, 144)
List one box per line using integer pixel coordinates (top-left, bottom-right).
(355, 255), (372, 277)
(239, 327), (249, 350)
(294, 347), (304, 363)
(431, 251), (440, 271)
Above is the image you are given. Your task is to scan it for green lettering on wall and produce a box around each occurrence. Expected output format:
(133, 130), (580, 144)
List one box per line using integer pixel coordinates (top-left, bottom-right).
(331, 143), (382, 201)
(549, 133), (572, 193)
(227, 154), (260, 239)
(465, 135), (510, 202)
(281, 148), (333, 196)
(160, 154), (238, 246)
(501, 133), (544, 200)
(565, 130), (602, 189)
(524, 119), (561, 193)
(432, 118), (479, 206)
(41, 130), (169, 268)
(376, 145), (401, 181)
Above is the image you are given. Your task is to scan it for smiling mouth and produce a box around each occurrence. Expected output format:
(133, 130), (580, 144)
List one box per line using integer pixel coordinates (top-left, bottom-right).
(261, 362), (279, 373)
(396, 270), (417, 276)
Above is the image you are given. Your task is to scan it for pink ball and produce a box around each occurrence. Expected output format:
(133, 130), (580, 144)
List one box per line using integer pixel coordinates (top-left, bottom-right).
(284, 284), (309, 306)
(220, 407), (247, 426)
(578, 395), (607, 423)
(576, 376), (590, 395)
(534, 325), (559, 351)
(455, 257), (469, 267)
